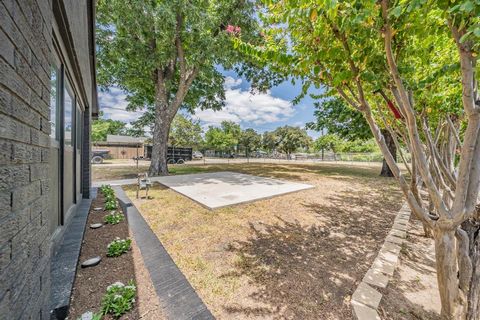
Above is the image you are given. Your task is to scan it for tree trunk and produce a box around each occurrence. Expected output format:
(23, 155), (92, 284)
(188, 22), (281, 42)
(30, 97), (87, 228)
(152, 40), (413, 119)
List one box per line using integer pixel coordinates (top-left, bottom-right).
(435, 228), (463, 319)
(380, 129), (397, 177)
(462, 218), (480, 320)
(149, 108), (171, 176)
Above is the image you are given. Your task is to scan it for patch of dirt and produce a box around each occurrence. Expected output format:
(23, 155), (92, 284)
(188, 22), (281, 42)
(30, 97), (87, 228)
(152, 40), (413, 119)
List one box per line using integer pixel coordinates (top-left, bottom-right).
(68, 193), (165, 319)
(125, 162), (404, 319)
(378, 217), (441, 319)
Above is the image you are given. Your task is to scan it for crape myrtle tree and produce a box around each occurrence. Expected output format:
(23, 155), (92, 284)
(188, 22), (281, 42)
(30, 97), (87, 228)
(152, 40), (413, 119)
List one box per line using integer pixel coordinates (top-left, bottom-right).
(96, 0), (265, 175)
(306, 97), (396, 176)
(235, 0), (480, 318)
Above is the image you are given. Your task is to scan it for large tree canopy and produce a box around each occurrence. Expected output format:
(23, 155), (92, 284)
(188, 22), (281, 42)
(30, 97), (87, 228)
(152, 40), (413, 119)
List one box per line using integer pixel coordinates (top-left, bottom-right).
(204, 121), (241, 154)
(239, 128), (262, 156)
(260, 126), (312, 155)
(306, 98), (372, 140)
(96, 0), (267, 175)
(91, 112), (127, 142)
(169, 114), (204, 148)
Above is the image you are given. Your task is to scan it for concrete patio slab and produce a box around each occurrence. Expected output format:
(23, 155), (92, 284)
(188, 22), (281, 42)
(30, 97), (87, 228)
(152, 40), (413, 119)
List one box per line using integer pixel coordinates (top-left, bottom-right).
(154, 171), (314, 209)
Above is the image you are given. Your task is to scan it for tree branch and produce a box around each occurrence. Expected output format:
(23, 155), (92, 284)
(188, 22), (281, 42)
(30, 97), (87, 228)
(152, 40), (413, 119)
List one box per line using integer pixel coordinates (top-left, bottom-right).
(381, 0), (450, 221)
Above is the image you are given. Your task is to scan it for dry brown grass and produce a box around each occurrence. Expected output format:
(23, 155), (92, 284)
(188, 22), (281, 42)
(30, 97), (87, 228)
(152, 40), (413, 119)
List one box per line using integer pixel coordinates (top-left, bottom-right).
(123, 163), (404, 319)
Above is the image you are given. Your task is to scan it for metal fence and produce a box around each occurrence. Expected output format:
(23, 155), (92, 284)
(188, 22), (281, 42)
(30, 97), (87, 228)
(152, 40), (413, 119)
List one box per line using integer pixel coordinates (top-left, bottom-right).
(189, 152), (408, 166)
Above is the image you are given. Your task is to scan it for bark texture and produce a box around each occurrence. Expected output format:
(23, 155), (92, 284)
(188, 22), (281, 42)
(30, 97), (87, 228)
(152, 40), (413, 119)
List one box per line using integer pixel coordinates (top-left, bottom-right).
(380, 129), (397, 177)
(149, 108), (172, 176)
(462, 217), (480, 320)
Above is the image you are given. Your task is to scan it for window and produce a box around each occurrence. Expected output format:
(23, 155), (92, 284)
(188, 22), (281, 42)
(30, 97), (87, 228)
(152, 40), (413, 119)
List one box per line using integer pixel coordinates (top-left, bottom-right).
(64, 80), (74, 145)
(76, 103), (82, 150)
(50, 66), (60, 140)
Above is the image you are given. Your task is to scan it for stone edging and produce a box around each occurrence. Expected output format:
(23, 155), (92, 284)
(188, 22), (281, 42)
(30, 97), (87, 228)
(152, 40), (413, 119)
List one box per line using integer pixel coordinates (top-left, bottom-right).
(351, 202), (411, 319)
(114, 187), (215, 320)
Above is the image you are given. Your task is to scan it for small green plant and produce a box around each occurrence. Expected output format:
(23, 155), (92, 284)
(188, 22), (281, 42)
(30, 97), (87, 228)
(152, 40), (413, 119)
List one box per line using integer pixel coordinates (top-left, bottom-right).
(101, 281), (136, 318)
(104, 199), (118, 211)
(100, 184), (114, 195)
(104, 211), (124, 224)
(107, 237), (132, 257)
(101, 185), (117, 210)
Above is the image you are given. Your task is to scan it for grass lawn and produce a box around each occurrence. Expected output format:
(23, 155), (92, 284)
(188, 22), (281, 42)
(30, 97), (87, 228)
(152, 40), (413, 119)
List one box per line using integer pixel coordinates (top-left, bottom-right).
(93, 162), (227, 181)
(121, 163), (404, 319)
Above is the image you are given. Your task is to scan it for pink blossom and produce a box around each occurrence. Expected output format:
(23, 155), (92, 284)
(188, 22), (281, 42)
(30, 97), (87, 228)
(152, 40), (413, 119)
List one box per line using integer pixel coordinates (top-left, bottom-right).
(226, 25), (235, 33)
(226, 25), (241, 35)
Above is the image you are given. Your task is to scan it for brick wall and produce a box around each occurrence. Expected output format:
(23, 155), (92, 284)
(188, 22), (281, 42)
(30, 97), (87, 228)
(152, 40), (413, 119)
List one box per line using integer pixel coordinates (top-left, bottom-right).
(0, 0), (54, 319)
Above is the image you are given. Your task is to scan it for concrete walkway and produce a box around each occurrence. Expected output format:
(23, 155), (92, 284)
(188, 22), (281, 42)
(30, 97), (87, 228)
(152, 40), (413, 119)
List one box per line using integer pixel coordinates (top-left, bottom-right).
(115, 187), (214, 320)
(96, 171), (314, 209)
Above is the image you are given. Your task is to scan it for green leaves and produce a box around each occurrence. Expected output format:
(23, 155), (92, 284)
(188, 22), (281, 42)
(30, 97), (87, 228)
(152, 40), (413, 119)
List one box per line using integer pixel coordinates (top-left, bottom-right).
(169, 114), (204, 148)
(306, 98), (372, 140)
(96, 0), (264, 113)
(268, 126), (312, 155)
(459, 1), (475, 13)
(107, 238), (132, 257)
(204, 121), (241, 153)
(389, 6), (403, 18)
(101, 281), (136, 318)
(91, 112), (127, 142)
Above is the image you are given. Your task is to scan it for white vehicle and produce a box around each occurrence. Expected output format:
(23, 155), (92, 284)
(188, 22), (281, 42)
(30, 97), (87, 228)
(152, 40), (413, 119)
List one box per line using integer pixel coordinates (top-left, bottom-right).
(192, 151), (203, 159)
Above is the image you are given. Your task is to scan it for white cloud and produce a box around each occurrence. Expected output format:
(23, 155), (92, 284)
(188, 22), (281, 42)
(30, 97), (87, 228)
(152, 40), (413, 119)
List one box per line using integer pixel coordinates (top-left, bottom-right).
(99, 78), (297, 133)
(195, 78), (295, 127)
(292, 121), (304, 127)
(223, 76), (242, 90)
(98, 87), (143, 123)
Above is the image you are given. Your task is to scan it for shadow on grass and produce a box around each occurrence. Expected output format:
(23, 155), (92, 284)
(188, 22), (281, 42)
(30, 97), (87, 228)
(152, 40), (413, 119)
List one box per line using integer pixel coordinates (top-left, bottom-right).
(222, 187), (403, 319)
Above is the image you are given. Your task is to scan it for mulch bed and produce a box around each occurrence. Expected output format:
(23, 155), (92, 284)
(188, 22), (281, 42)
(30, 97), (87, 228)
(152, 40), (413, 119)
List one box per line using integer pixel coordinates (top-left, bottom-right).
(68, 192), (139, 320)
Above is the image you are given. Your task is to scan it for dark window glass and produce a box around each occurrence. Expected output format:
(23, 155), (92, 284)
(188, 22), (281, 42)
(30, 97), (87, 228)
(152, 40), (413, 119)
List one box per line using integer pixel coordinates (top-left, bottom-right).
(64, 81), (74, 145)
(76, 104), (82, 150)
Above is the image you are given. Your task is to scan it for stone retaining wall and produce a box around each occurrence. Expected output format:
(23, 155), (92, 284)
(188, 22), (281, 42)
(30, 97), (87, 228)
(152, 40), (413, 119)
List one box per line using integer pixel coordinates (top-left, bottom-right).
(351, 202), (411, 319)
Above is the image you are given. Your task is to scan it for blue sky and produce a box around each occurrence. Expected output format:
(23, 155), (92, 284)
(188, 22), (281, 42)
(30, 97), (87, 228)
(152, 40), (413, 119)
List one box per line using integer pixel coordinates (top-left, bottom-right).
(99, 69), (323, 139)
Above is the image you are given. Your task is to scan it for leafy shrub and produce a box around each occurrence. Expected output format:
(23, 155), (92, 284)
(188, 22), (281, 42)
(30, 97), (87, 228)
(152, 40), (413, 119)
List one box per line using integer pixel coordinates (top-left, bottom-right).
(100, 185), (114, 196)
(101, 281), (136, 318)
(104, 211), (124, 224)
(107, 238), (132, 257)
(104, 192), (115, 200)
(104, 199), (118, 211)
(101, 185), (117, 210)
